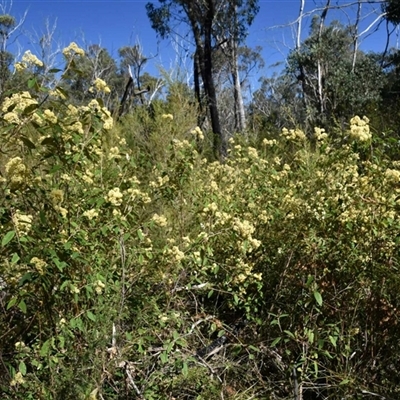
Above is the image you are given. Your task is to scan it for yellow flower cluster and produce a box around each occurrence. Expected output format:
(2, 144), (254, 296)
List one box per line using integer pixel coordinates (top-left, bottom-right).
(281, 127), (306, 142)
(162, 113), (174, 120)
(149, 175), (170, 188)
(152, 213), (168, 227)
(94, 280), (106, 294)
(30, 257), (47, 275)
(2, 91), (38, 124)
(5, 157), (27, 189)
(190, 126), (204, 140)
(262, 138), (277, 147)
(62, 42), (85, 57)
(12, 210), (33, 236)
(50, 189), (64, 206)
(108, 146), (121, 160)
(314, 127), (328, 142)
(384, 168), (400, 183)
(167, 245), (185, 263)
(106, 188), (123, 206)
(14, 50), (43, 71)
(43, 109), (58, 124)
(349, 116), (371, 142)
(87, 99), (114, 130)
(89, 78), (111, 94)
(83, 208), (99, 220)
(10, 371), (25, 387)
(247, 147), (259, 159)
(125, 187), (151, 204)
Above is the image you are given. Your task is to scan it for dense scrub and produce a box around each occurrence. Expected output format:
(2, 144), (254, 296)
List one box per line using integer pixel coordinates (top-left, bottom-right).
(1, 46), (400, 399)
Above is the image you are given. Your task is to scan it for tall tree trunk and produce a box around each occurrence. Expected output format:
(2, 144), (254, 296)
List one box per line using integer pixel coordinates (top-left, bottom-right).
(231, 38), (246, 132)
(202, 0), (228, 161)
(193, 49), (204, 127)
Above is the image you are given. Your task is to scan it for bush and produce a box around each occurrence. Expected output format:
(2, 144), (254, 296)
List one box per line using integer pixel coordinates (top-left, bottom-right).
(1, 45), (400, 399)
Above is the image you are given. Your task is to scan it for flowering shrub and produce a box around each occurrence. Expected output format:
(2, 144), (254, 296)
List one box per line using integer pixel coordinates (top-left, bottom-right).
(1, 44), (400, 399)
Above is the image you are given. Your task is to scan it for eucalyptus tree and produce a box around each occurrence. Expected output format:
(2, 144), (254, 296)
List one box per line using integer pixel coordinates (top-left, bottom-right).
(0, 10), (26, 98)
(287, 18), (384, 130)
(146, 0), (259, 159)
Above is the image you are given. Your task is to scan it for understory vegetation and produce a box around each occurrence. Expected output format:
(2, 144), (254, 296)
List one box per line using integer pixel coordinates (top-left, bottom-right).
(1, 41), (400, 400)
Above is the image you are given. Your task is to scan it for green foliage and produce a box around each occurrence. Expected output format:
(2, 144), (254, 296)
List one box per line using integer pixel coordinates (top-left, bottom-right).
(2, 41), (400, 400)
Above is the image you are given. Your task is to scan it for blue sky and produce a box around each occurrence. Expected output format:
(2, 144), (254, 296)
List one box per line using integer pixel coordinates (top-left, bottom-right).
(5, 0), (398, 86)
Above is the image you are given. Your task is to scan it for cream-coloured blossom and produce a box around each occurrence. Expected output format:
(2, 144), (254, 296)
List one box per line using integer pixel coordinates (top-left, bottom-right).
(61, 174), (72, 182)
(55, 206), (68, 218)
(83, 209), (99, 220)
(3, 111), (20, 124)
(90, 78), (111, 94)
(102, 116), (114, 130)
(50, 189), (64, 206)
(12, 211), (33, 236)
(67, 104), (79, 116)
(94, 279), (106, 294)
(203, 202), (218, 213)
(2, 91), (38, 115)
(106, 188), (123, 206)
(88, 99), (100, 110)
(14, 61), (26, 72)
(108, 146), (121, 160)
(49, 87), (67, 100)
(22, 50), (43, 67)
(63, 42), (85, 57)
(70, 284), (80, 294)
(281, 127), (306, 142)
(262, 138), (277, 147)
(190, 126), (204, 140)
(161, 113), (174, 120)
(43, 109), (58, 124)
(10, 371), (25, 386)
(385, 168), (400, 183)
(15, 341), (29, 352)
(66, 121), (84, 135)
(247, 147), (259, 159)
(314, 127), (328, 142)
(349, 116), (371, 142)
(5, 157), (27, 188)
(152, 213), (168, 227)
(233, 218), (255, 238)
(30, 257), (47, 275)
(167, 245), (185, 263)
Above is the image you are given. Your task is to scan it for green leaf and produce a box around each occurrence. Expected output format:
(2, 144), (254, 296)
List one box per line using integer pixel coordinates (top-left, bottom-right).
(2, 230), (15, 246)
(19, 273), (33, 287)
(20, 136), (36, 149)
(284, 330), (295, 339)
(11, 253), (20, 264)
(182, 361), (189, 377)
(27, 78), (37, 89)
(329, 335), (337, 348)
(7, 297), (17, 310)
(41, 137), (57, 147)
(40, 339), (51, 357)
(160, 351), (168, 363)
(18, 300), (27, 314)
(18, 361), (27, 375)
(86, 310), (96, 322)
(271, 337), (282, 346)
(314, 291), (323, 306)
